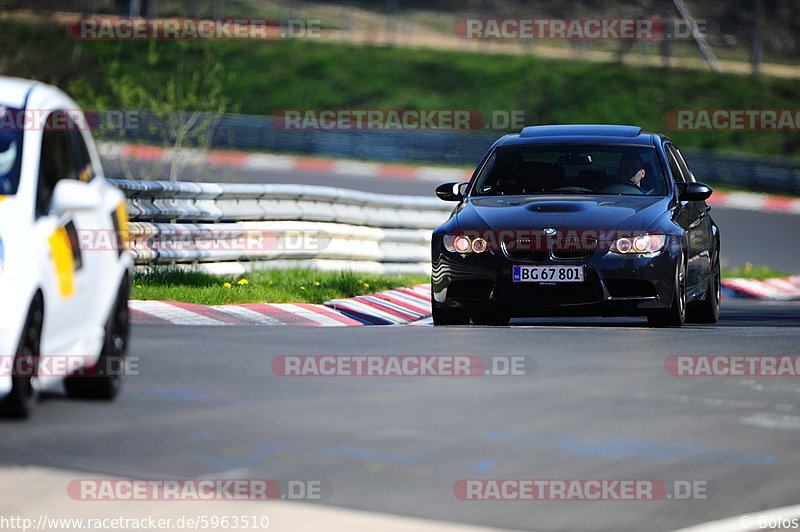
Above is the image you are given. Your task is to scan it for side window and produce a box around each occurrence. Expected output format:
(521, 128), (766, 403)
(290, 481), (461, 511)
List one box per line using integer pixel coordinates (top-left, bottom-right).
(664, 145), (685, 183)
(670, 145), (695, 182)
(37, 111), (80, 217)
(71, 129), (95, 182)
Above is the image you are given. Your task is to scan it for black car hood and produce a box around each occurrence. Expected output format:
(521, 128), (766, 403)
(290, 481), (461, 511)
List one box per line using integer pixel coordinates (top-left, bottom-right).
(456, 195), (672, 231)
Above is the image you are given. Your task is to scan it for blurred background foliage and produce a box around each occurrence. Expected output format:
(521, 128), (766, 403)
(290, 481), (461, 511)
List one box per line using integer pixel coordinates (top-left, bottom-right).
(0, 0), (798, 159)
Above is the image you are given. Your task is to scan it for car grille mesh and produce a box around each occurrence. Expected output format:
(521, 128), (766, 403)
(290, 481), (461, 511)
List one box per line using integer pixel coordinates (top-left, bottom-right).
(502, 237), (597, 261)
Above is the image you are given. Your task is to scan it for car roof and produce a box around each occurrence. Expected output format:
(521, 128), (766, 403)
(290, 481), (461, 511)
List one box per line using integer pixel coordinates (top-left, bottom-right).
(0, 76), (43, 109)
(496, 124), (663, 147)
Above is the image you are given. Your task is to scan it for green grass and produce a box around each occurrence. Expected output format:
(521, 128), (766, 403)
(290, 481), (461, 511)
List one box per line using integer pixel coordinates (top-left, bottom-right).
(721, 264), (791, 280)
(131, 265), (792, 305)
(3, 18), (800, 158)
(132, 268), (429, 305)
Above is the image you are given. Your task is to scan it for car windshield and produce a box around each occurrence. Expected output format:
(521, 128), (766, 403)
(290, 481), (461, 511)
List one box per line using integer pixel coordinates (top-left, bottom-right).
(0, 107), (23, 195)
(471, 144), (668, 197)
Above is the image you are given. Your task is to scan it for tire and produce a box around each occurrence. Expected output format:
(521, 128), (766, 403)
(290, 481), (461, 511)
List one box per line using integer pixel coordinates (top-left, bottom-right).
(471, 313), (510, 326)
(647, 253), (686, 328)
(65, 277), (129, 400)
(0, 297), (43, 419)
(687, 261), (720, 324)
(431, 303), (469, 326)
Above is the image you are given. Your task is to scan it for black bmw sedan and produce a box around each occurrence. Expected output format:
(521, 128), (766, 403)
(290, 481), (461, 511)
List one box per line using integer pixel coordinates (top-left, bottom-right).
(431, 124), (720, 327)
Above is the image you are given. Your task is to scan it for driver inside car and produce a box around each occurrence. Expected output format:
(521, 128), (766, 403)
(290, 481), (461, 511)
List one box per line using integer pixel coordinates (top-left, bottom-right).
(618, 152), (646, 188)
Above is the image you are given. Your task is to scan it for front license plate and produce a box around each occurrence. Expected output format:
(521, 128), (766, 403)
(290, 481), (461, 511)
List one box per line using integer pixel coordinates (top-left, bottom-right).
(512, 265), (584, 283)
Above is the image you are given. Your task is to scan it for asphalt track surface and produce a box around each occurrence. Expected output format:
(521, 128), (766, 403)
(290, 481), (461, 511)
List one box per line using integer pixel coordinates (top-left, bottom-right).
(2, 159), (796, 532)
(105, 159), (800, 272)
(2, 301), (800, 532)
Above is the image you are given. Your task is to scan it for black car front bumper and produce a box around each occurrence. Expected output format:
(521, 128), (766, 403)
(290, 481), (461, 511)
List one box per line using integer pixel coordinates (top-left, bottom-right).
(432, 238), (680, 318)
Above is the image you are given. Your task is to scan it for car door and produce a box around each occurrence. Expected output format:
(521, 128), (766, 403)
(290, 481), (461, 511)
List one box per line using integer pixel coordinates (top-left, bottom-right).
(35, 111), (100, 357)
(664, 143), (705, 288)
(34, 111), (82, 356)
(671, 144), (713, 279)
(68, 121), (124, 334)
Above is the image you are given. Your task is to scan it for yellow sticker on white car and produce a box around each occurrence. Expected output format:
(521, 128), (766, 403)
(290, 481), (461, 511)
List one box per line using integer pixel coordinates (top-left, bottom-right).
(49, 227), (75, 298)
(113, 201), (129, 253)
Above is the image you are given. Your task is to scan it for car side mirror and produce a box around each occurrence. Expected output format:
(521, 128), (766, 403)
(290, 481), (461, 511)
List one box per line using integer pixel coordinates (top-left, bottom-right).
(51, 179), (101, 214)
(435, 182), (466, 201)
(678, 182), (713, 202)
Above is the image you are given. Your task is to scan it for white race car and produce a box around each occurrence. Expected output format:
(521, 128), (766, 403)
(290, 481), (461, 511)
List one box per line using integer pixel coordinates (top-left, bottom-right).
(0, 76), (132, 418)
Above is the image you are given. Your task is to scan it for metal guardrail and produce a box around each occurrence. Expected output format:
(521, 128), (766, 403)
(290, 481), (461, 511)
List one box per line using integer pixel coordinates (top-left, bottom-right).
(111, 179), (452, 275)
(681, 148), (800, 194)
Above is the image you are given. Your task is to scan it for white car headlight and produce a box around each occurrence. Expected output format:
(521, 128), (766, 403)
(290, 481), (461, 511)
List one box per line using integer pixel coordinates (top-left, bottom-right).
(443, 234), (488, 254)
(610, 234), (667, 255)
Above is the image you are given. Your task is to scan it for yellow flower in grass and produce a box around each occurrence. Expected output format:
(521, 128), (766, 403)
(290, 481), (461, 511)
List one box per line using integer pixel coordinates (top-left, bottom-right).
(237, 279), (249, 285)
(223, 282), (232, 288)
(300, 286), (306, 290)
(268, 280), (273, 285)
(136, 284), (142, 289)
(363, 283), (370, 288)
(314, 281), (320, 286)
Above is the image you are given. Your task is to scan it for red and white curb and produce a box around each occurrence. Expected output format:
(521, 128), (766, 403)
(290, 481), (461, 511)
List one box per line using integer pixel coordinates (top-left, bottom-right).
(101, 142), (800, 214)
(100, 143), (471, 183)
(707, 191), (800, 214)
(129, 275), (799, 325)
(129, 285), (433, 326)
(326, 285), (432, 325)
(722, 276), (800, 300)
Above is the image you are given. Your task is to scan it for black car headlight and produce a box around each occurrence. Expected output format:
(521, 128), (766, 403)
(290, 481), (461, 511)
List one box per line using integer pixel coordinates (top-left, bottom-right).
(609, 234), (667, 255)
(443, 234), (488, 254)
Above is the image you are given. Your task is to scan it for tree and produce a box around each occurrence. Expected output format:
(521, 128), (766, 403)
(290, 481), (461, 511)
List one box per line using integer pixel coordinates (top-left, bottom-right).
(71, 39), (235, 181)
